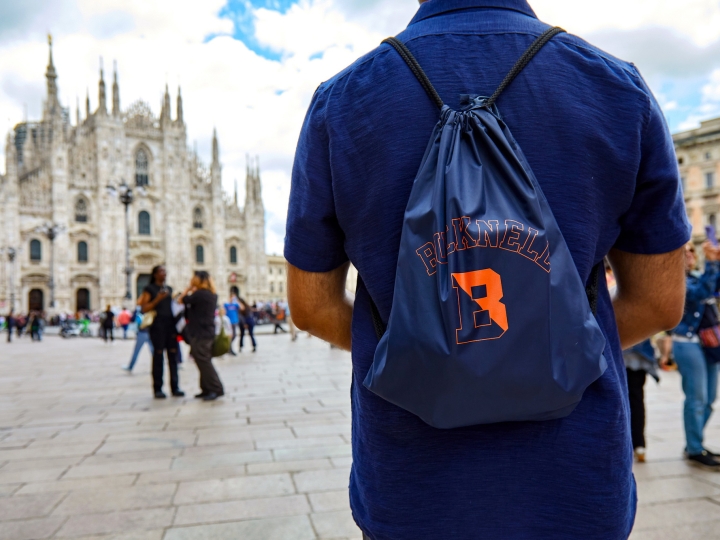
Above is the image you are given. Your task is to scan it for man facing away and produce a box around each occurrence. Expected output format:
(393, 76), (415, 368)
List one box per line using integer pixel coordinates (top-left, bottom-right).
(285, 1), (688, 538)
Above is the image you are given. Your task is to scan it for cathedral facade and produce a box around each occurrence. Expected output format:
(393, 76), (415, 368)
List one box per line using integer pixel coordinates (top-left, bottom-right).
(0, 39), (268, 314)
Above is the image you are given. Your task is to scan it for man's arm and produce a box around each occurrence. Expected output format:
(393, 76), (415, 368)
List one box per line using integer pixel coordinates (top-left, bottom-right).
(607, 247), (686, 350)
(287, 262), (354, 351)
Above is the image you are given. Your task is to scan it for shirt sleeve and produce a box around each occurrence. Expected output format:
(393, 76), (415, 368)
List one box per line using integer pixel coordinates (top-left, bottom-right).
(284, 84), (349, 272)
(614, 73), (691, 254)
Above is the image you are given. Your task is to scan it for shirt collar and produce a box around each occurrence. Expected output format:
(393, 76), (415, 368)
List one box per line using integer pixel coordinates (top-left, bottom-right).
(410, 0), (537, 25)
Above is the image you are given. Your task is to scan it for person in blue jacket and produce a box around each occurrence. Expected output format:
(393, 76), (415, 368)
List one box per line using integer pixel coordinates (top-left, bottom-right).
(669, 241), (720, 469)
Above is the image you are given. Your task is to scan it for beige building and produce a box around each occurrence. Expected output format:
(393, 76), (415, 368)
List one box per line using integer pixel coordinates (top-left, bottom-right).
(267, 254), (287, 300)
(0, 38), (269, 314)
(675, 117), (720, 242)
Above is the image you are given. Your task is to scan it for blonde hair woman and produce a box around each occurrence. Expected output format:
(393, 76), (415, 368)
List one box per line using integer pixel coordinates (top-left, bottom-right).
(178, 271), (224, 401)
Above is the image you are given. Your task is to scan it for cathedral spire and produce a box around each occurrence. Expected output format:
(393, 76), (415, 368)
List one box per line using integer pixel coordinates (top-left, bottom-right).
(234, 179), (238, 205)
(176, 86), (184, 124)
(160, 84), (172, 125)
(112, 60), (120, 117)
(97, 57), (107, 115)
(45, 34), (59, 117)
(86, 89), (90, 117)
(212, 128), (219, 166)
(76, 96), (80, 125)
(245, 155), (263, 209)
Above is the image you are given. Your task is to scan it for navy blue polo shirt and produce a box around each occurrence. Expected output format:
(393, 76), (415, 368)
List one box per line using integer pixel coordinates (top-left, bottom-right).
(286, 1), (690, 538)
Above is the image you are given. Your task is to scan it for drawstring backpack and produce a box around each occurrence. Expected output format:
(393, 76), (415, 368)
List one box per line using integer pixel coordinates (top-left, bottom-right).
(362, 27), (608, 429)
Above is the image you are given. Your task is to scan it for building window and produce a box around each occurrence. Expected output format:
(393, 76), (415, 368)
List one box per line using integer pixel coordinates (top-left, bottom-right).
(196, 245), (204, 264)
(77, 241), (88, 262)
(193, 206), (203, 229)
(135, 149), (149, 186)
(681, 177), (686, 191)
(269, 267), (273, 275)
(279, 282), (284, 293)
(678, 156), (684, 165)
(278, 267), (283, 275)
(138, 211), (151, 235)
(30, 239), (41, 261)
(229, 246), (237, 264)
(706, 152), (712, 161)
(75, 198), (88, 222)
(707, 172), (716, 190)
(270, 282), (274, 293)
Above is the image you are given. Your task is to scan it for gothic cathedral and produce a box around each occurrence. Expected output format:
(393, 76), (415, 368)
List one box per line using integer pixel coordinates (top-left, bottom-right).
(0, 37), (269, 314)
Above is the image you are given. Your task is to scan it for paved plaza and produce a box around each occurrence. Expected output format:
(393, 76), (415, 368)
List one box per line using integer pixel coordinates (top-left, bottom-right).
(1, 333), (720, 540)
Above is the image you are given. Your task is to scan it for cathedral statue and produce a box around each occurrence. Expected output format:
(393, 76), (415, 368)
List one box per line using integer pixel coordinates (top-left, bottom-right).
(0, 37), (269, 314)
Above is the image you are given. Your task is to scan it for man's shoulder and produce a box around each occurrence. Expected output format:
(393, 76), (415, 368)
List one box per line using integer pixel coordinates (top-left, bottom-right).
(315, 27), (652, 112)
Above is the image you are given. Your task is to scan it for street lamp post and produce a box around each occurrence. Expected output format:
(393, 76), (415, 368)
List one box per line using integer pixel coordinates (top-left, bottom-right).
(34, 223), (65, 309)
(1, 247), (19, 312)
(107, 181), (138, 301)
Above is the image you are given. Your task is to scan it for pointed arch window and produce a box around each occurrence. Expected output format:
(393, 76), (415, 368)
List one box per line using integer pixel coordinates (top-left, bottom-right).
(138, 211), (151, 235)
(229, 246), (237, 264)
(135, 149), (149, 186)
(196, 245), (204, 264)
(30, 239), (42, 261)
(77, 241), (88, 262)
(75, 197), (88, 222)
(193, 206), (203, 229)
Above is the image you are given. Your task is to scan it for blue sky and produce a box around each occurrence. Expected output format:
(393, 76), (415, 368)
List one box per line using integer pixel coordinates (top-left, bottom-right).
(216, 0), (301, 61)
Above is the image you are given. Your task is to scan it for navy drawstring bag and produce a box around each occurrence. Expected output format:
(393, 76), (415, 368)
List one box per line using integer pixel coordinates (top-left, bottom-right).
(363, 28), (608, 429)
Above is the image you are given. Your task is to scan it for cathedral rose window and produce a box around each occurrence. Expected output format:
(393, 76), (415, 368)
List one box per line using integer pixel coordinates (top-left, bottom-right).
(135, 149), (149, 186)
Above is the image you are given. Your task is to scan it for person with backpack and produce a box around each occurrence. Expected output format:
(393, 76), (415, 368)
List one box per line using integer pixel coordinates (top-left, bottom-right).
(666, 241), (720, 469)
(285, 1), (688, 538)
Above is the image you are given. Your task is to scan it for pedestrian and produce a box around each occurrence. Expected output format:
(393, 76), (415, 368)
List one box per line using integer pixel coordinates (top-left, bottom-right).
(272, 303), (287, 334)
(284, 301), (298, 342)
(284, 1), (689, 537)
(623, 339), (660, 463)
(238, 298), (256, 353)
(138, 265), (184, 399)
(5, 310), (13, 343)
(28, 313), (38, 341)
(215, 306), (233, 352)
(102, 305), (115, 342)
(117, 307), (132, 339)
(666, 242), (720, 469)
(123, 307), (154, 372)
(179, 271), (224, 401)
(223, 294), (240, 355)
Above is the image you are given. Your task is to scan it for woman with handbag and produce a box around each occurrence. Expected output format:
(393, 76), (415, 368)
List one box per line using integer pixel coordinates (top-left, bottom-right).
(179, 271), (224, 401)
(668, 241), (720, 469)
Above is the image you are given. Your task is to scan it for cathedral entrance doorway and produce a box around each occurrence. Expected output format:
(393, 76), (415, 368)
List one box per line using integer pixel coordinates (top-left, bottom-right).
(137, 274), (151, 300)
(29, 289), (44, 311)
(76, 289), (91, 312)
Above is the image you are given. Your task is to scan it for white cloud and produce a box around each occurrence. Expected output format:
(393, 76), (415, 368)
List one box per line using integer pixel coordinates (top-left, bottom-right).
(2, 0), (720, 254)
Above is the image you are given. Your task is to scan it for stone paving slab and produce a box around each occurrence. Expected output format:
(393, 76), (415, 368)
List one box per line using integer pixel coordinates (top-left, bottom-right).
(2, 334), (720, 539)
